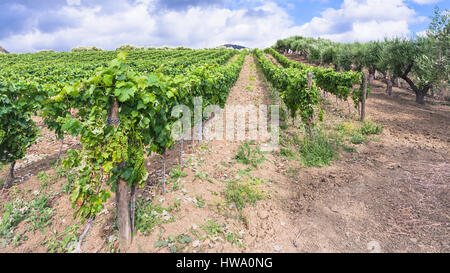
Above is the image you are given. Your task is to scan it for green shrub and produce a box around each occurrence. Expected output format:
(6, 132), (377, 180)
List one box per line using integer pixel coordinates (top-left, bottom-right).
(298, 132), (337, 167)
(235, 142), (266, 167)
(225, 177), (265, 210)
(350, 132), (367, 145)
(360, 120), (383, 135)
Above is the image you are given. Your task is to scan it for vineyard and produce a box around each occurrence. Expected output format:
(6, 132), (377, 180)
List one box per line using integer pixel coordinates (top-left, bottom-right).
(0, 10), (449, 253)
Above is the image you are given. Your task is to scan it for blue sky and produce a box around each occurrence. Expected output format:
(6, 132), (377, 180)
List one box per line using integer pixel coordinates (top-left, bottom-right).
(0, 0), (448, 53)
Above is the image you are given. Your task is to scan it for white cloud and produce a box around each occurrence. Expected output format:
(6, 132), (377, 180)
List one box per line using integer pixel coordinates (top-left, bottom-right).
(67, 0), (81, 6)
(0, 1), (303, 52)
(296, 0), (424, 42)
(411, 0), (441, 4)
(0, 0), (435, 52)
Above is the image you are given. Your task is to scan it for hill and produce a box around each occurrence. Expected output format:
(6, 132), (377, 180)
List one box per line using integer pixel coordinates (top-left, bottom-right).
(218, 44), (247, 50)
(0, 46), (9, 54)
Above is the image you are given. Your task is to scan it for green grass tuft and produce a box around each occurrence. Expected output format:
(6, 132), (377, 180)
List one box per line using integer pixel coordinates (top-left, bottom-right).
(298, 131), (337, 167)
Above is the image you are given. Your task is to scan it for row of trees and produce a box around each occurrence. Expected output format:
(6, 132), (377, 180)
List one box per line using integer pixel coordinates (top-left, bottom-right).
(275, 7), (448, 104)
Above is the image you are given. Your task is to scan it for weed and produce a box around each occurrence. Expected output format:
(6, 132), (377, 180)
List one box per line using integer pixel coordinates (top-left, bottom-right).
(225, 232), (245, 247)
(134, 198), (175, 235)
(194, 195), (206, 208)
(106, 234), (119, 253)
(335, 121), (357, 135)
(37, 172), (49, 183)
(56, 165), (76, 194)
(279, 147), (296, 159)
(286, 167), (300, 178)
(298, 131), (337, 167)
(194, 170), (214, 184)
(235, 142), (266, 168)
(360, 120), (383, 135)
(225, 176), (265, 210)
(343, 145), (357, 153)
(170, 166), (187, 179)
(167, 167), (185, 191)
(169, 178), (181, 191)
(173, 199), (181, 211)
(350, 132), (367, 145)
(209, 196), (227, 214)
(201, 220), (223, 238)
(201, 220), (245, 247)
(221, 161), (234, 168)
(0, 196), (54, 248)
(154, 233), (193, 253)
(25, 197), (54, 232)
(41, 224), (80, 253)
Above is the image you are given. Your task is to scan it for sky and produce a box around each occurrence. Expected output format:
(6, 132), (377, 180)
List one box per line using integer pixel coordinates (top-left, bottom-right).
(0, 0), (448, 53)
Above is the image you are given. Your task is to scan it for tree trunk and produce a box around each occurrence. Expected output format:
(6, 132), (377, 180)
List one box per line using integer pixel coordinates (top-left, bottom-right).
(369, 73), (374, 86)
(416, 92), (426, 105)
(361, 72), (368, 121)
(386, 74), (393, 96)
(56, 137), (64, 164)
(109, 99), (132, 250)
(3, 161), (16, 188)
(401, 74), (429, 105)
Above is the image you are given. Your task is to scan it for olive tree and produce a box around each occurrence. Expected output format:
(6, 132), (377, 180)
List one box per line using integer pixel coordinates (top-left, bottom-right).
(381, 38), (431, 104)
(381, 8), (448, 104)
(362, 42), (384, 84)
(426, 7), (449, 97)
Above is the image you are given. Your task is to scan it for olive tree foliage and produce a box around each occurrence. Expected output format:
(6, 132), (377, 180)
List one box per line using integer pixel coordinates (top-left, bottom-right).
(379, 7), (448, 104)
(380, 38), (428, 104)
(351, 43), (365, 72)
(426, 7), (449, 96)
(336, 44), (354, 72)
(362, 42), (384, 77)
(321, 45), (338, 68)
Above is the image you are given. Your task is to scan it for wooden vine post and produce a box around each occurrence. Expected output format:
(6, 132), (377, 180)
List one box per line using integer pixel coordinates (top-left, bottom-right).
(109, 99), (132, 249)
(3, 161), (16, 188)
(179, 139), (183, 168)
(162, 149), (167, 194)
(307, 72), (315, 141)
(361, 72), (368, 121)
